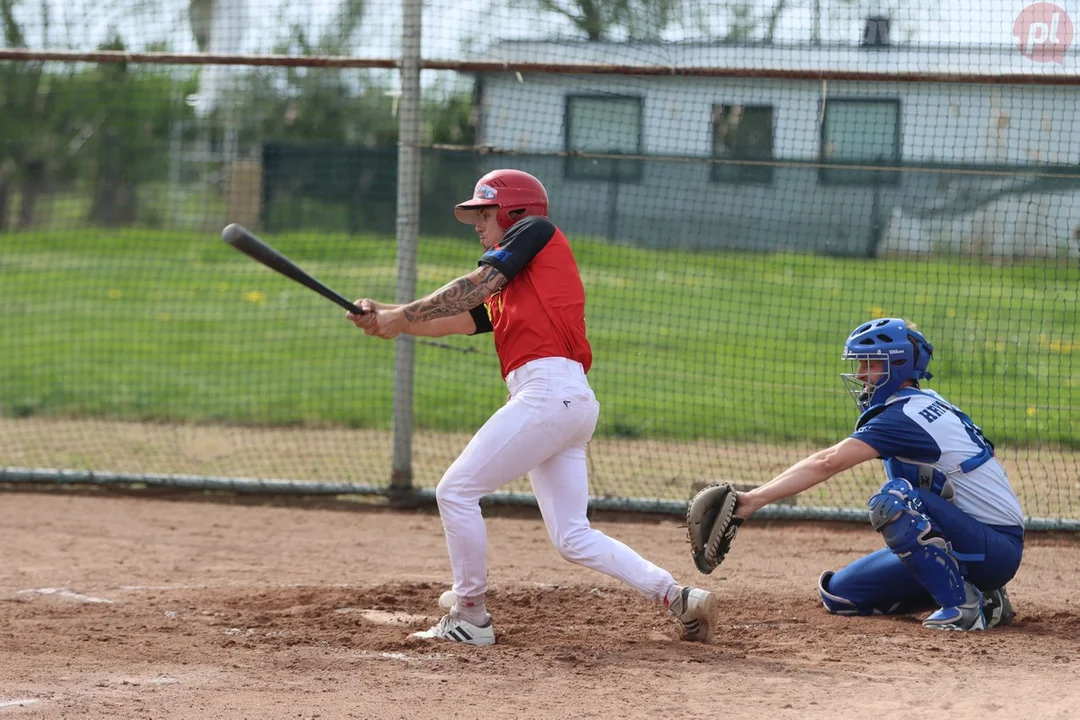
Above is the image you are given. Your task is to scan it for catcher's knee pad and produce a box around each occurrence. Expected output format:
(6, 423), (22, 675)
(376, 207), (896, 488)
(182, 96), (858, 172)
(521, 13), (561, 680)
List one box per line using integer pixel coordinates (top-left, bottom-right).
(868, 478), (924, 528)
(869, 489), (966, 609)
(817, 571), (859, 616)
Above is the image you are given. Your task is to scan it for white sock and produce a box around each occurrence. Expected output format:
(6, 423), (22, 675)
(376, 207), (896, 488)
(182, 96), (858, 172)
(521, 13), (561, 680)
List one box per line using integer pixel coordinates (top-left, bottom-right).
(454, 594), (489, 626)
(664, 584), (684, 614)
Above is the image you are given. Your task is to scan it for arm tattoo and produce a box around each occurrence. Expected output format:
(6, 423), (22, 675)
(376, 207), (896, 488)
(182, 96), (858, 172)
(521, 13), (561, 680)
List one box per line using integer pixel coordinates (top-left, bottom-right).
(401, 265), (508, 324)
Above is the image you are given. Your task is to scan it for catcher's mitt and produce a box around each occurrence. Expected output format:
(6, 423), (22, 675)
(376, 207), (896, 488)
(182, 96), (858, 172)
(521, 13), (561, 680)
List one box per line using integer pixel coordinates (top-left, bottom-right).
(686, 482), (744, 574)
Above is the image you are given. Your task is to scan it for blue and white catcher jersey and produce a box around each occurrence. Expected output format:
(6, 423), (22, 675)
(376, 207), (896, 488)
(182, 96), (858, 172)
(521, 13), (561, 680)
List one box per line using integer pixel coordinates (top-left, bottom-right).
(852, 388), (1025, 528)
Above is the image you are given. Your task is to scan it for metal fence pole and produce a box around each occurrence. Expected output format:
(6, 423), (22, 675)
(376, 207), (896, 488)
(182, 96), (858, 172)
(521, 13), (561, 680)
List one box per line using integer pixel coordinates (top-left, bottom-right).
(391, 0), (423, 491)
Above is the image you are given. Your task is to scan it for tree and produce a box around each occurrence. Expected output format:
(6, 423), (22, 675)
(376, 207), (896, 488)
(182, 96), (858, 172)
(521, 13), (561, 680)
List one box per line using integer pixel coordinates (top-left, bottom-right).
(220, 0), (390, 153)
(0, 0), (30, 228)
(525, 0), (795, 43)
(533, 0), (685, 40)
(189, 0), (211, 52)
(0, 0), (69, 229)
(87, 34), (140, 225)
(528, 0), (924, 45)
(1, 1), (187, 231)
(83, 32), (189, 226)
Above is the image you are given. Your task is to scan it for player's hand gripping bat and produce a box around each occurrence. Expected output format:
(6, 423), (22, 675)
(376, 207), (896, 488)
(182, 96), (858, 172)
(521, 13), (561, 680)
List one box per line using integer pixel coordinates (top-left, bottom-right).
(221, 224), (366, 315)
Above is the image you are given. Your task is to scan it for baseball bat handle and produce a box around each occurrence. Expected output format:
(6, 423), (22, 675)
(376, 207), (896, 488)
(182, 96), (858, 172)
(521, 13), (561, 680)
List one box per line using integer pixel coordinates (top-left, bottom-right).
(221, 223), (366, 315)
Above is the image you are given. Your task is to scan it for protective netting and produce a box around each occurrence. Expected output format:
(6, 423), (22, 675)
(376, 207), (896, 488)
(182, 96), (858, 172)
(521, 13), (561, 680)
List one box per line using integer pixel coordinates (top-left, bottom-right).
(1, 1), (1077, 524)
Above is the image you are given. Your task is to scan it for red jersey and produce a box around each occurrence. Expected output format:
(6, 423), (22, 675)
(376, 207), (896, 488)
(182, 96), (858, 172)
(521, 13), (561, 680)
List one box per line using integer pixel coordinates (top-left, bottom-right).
(470, 217), (592, 378)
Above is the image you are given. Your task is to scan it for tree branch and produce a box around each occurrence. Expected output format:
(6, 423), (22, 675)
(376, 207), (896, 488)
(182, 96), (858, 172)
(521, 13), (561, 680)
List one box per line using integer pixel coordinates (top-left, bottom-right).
(763, 0), (788, 44)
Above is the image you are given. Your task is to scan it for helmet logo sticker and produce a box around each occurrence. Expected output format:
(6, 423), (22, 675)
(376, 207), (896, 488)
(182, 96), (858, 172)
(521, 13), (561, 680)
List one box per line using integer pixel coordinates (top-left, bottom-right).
(475, 184), (498, 200)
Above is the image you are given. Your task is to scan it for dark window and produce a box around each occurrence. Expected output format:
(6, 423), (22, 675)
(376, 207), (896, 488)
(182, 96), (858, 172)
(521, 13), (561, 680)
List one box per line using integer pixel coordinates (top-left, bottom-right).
(820, 99), (901, 185)
(564, 95), (643, 181)
(712, 104), (774, 184)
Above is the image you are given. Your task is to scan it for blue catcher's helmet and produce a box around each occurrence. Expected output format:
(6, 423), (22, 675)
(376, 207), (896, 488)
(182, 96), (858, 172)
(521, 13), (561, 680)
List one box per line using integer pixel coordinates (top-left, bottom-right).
(841, 318), (934, 412)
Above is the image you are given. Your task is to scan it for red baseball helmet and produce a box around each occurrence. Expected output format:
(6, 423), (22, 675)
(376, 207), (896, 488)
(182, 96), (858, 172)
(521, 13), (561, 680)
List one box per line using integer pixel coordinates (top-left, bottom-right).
(454, 169), (549, 230)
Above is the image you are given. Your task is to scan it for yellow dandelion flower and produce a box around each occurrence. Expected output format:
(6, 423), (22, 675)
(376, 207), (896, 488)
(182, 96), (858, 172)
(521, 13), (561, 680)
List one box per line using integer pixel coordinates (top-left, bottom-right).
(243, 291), (267, 305)
(1026, 407), (1037, 417)
(870, 306), (886, 318)
(945, 308), (957, 318)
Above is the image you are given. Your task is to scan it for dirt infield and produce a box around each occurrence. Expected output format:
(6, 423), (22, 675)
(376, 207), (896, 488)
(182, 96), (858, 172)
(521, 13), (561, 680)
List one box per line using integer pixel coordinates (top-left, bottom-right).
(1, 492), (1078, 719)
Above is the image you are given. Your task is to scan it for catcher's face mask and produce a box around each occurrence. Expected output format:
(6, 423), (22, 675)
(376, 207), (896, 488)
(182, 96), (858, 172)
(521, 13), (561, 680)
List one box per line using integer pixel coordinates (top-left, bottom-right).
(840, 356), (890, 413)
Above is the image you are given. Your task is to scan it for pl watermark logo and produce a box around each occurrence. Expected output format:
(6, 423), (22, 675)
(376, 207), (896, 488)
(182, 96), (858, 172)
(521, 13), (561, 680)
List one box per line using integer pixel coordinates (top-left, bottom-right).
(1013, 3), (1073, 63)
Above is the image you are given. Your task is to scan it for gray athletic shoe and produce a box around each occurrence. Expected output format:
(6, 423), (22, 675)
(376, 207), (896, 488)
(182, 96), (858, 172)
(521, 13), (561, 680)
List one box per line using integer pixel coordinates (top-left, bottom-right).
(923, 581), (987, 632)
(983, 586), (1016, 628)
(668, 586), (718, 642)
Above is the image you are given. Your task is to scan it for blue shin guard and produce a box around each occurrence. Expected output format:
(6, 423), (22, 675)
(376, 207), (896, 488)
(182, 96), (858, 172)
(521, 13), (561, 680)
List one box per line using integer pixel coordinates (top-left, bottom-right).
(868, 480), (967, 611)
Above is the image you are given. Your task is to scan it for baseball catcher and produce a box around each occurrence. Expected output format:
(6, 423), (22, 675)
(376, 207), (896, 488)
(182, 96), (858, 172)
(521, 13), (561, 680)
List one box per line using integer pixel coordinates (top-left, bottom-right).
(686, 482), (744, 574)
(710, 319), (1022, 631)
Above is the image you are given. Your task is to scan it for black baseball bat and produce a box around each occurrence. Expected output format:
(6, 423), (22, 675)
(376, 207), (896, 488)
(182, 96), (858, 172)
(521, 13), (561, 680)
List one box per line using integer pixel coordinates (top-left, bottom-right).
(222, 224), (365, 315)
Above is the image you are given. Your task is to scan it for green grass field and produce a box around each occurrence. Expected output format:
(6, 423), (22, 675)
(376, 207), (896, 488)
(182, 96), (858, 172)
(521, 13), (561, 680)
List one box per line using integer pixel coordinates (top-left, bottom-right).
(1, 228), (1077, 446)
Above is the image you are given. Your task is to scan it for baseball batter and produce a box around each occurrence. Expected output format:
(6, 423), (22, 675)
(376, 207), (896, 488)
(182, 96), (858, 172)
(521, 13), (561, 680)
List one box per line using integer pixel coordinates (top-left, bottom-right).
(348, 169), (716, 645)
(733, 318), (1024, 631)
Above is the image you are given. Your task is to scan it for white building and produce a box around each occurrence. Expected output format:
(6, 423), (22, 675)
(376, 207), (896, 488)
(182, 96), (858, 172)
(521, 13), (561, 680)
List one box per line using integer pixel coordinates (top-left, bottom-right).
(470, 36), (1080, 257)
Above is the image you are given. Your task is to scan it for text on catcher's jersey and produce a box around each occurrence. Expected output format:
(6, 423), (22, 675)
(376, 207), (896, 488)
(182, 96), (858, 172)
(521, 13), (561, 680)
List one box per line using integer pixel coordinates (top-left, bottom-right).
(852, 388), (1024, 528)
(470, 216), (592, 378)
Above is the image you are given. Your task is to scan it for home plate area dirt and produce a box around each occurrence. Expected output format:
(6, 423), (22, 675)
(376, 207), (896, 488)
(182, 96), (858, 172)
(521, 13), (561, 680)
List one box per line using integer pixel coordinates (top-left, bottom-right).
(1, 492), (1078, 719)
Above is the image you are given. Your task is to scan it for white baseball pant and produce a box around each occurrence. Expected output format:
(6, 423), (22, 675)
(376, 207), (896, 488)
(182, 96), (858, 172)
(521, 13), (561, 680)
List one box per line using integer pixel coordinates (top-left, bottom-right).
(435, 357), (676, 602)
